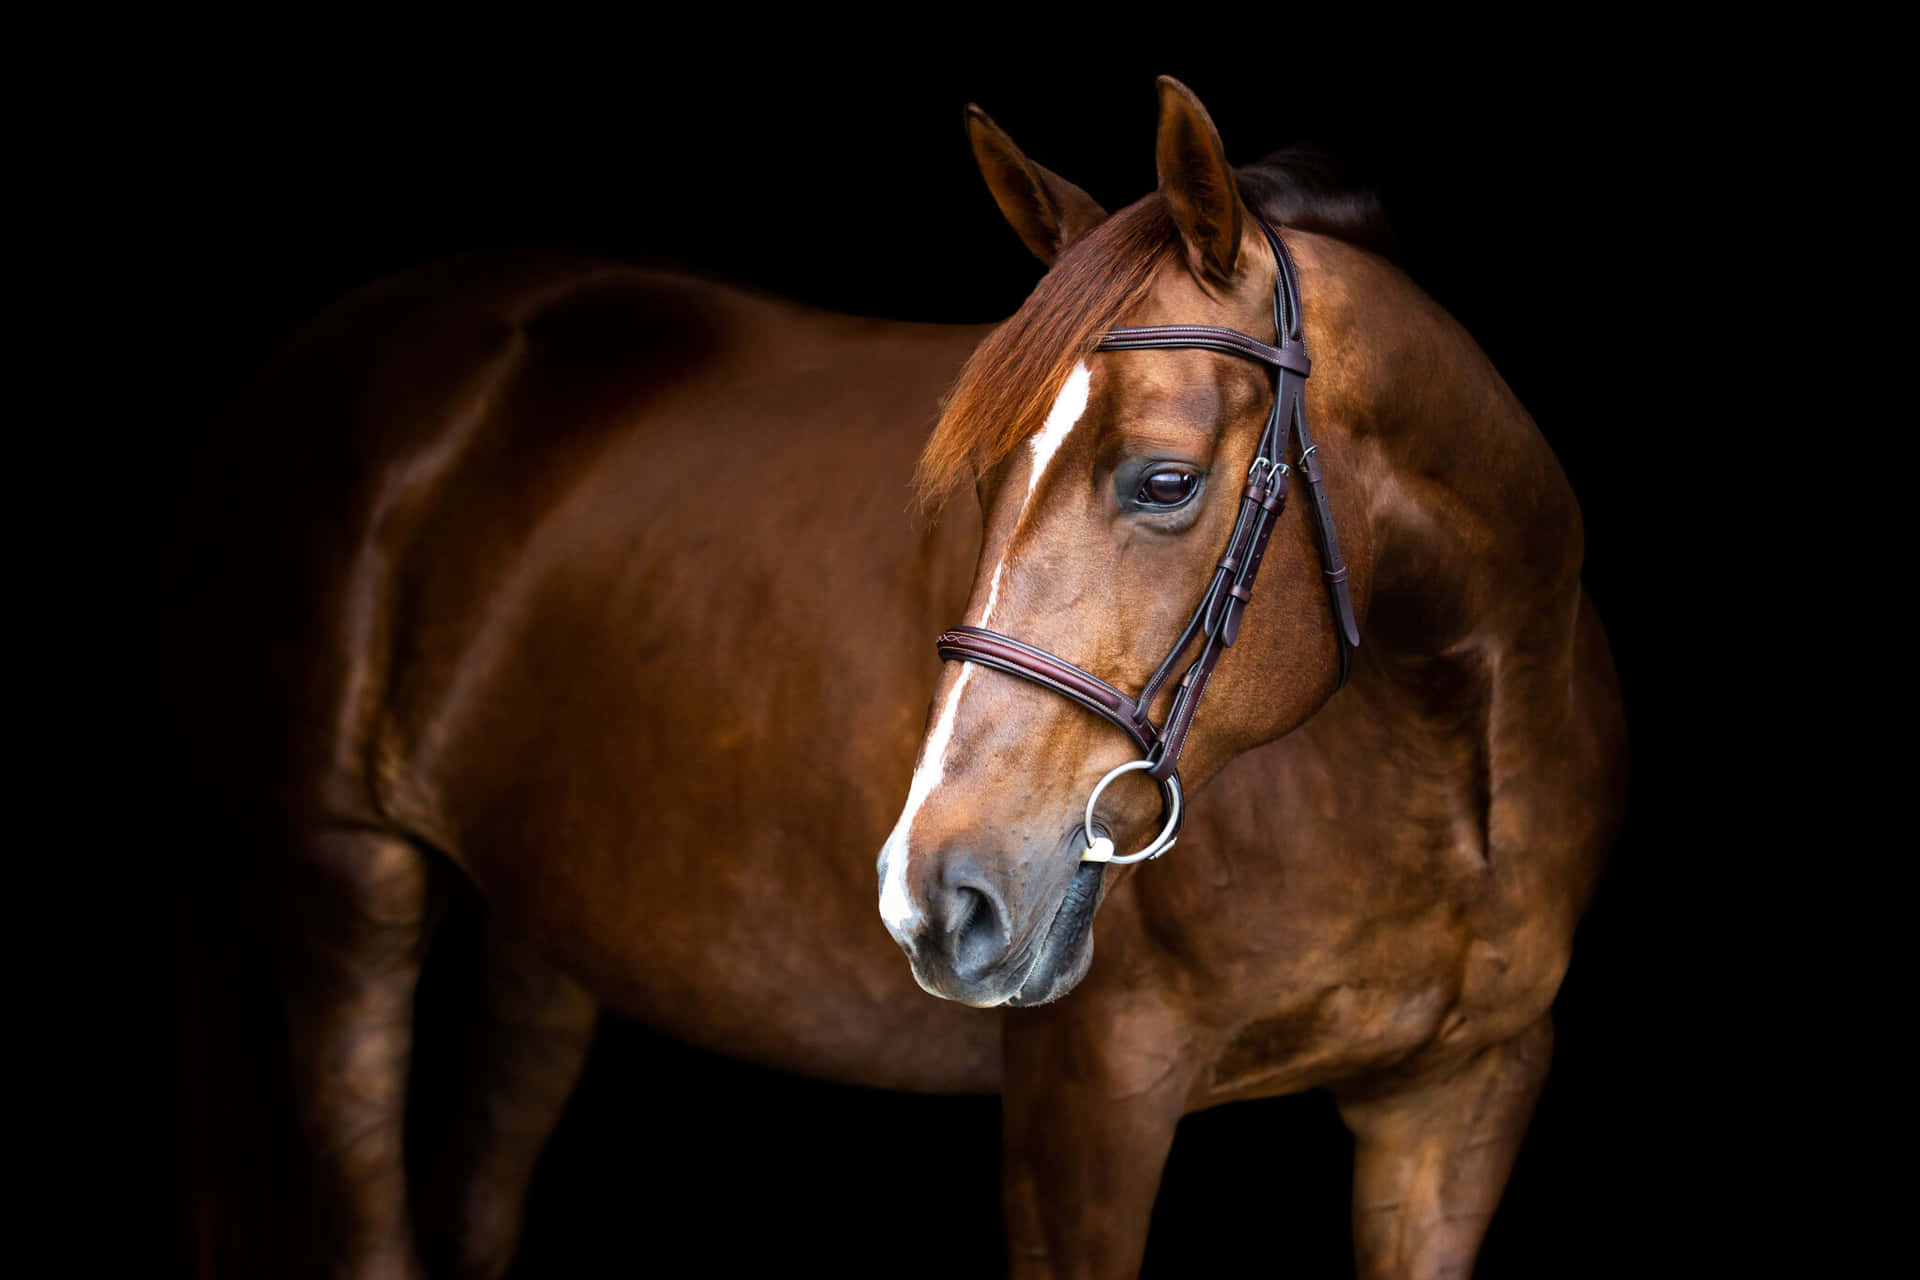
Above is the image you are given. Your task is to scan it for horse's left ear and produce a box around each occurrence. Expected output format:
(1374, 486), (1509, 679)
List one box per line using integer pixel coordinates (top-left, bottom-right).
(1155, 76), (1249, 284)
(965, 104), (1108, 265)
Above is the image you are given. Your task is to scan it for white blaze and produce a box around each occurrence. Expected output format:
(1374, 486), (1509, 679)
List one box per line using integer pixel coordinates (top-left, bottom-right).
(1026, 362), (1092, 503)
(878, 362), (1093, 938)
(977, 560), (1006, 627)
(974, 359), (1093, 627)
(878, 664), (975, 935)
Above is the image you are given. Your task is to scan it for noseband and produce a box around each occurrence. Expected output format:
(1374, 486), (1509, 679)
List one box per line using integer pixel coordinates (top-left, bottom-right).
(934, 216), (1361, 864)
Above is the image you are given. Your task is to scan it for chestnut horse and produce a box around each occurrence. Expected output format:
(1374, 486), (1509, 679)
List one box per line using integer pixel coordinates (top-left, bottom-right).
(166, 78), (1625, 1278)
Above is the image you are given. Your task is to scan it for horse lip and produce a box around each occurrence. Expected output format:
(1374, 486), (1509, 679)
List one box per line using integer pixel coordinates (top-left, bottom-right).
(906, 824), (1107, 1007)
(1003, 858), (1106, 1007)
(949, 821), (1091, 989)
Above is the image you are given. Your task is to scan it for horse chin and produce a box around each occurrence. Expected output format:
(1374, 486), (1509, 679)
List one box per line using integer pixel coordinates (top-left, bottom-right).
(1003, 860), (1106, 1008)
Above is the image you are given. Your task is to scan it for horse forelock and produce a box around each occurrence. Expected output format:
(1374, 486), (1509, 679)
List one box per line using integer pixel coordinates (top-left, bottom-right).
(913, 198), (1181, 515)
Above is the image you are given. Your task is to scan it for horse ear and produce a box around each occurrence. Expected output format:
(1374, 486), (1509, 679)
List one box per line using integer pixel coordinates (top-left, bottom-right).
(965, 104), (1108, 265)
(1154, 76), (1248, 283)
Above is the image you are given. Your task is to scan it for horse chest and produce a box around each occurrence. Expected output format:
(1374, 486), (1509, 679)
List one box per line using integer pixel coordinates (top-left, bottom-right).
(1110, 729), (1532, 1106)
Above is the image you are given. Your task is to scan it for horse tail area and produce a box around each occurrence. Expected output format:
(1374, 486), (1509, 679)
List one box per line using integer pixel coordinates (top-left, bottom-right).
(1236, 143), (1401, 265)
(153, 253), (718, 1277)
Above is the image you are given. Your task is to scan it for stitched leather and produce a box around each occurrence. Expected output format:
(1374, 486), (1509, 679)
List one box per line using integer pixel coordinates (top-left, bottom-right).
(1095, 326), (1310, 376)
(936, 627), (1159, 752)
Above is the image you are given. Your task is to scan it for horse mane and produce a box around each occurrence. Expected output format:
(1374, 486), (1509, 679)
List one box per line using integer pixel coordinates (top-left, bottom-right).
(1235, 144), (1400, 266)
(913, 145), (1395, 513)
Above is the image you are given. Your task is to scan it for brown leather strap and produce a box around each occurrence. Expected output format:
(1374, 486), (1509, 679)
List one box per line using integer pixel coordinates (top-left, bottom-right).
(1293, 422), (1361, 686)
(1096, 325), (1311, 376)
(935, 627), (1159, 753)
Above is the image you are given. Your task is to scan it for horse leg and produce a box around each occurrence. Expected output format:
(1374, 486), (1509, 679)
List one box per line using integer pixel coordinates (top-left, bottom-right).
(278, 828), (435, 1280)
(1000, 997), (1197, 1278)
(1333, 1016), (1554, 1280)
(416, 924), (600, 1280)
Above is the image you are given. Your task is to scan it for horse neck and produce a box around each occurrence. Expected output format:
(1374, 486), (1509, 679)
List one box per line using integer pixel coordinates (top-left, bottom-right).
(1303, 235), (1585, 707)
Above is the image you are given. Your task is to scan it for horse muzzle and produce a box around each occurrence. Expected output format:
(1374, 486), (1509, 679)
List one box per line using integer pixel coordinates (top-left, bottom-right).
(884, 827), (1107, 1008)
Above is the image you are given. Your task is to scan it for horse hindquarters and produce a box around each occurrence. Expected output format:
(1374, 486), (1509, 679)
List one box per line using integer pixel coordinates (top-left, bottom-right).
(277, 828), (603, 1280)
(276, 828), (436, 1280)
(414, 922), (600, 1280)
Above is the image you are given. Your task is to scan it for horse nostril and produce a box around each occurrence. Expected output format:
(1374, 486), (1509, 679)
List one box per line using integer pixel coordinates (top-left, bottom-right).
(946, 884), (1008, 981)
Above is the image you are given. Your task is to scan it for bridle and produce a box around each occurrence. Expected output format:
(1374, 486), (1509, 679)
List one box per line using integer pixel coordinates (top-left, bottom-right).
(934, 214), (1361, 864)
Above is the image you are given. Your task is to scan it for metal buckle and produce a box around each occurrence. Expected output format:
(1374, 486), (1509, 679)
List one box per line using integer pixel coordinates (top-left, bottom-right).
(1080, 760), (1183, 864)
(1248, 456), (1290, 486)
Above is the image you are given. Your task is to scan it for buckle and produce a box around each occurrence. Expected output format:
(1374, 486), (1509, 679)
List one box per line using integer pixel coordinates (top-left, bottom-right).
(1248, 456), (1290, 486)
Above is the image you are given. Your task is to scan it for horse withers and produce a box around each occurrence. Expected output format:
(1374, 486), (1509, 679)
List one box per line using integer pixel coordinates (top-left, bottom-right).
(166, 77), (1625, 1278)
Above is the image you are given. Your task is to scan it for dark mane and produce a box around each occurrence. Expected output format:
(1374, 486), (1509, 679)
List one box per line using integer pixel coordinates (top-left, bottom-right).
(914, 146), (1394, 512)
(1235, 143), (1400, 264)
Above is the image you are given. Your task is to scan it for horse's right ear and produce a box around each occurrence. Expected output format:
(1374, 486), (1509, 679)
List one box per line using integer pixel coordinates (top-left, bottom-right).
(965, 105), (1108, 265)
(1154, 76), (1247, 284)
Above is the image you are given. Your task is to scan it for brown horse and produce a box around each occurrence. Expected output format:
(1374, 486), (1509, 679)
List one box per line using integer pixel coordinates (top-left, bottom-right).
(165, 77), (1625, 1278)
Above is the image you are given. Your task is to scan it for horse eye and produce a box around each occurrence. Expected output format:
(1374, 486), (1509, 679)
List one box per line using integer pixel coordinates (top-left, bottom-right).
(1137, 470), (1198, 507)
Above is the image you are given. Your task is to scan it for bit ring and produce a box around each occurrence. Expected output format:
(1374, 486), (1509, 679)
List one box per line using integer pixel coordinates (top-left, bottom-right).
(1081, 760), (1182, 864)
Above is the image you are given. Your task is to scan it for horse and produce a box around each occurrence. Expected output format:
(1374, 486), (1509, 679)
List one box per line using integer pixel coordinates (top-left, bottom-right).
(162, 76), (1626, 1279)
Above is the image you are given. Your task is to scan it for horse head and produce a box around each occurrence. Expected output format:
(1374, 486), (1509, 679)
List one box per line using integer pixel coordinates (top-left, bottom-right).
(878, 79), (1373, 1007)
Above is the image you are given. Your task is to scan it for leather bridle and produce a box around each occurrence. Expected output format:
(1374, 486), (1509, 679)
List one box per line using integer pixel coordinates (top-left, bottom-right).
(934, 215), (1361, 864)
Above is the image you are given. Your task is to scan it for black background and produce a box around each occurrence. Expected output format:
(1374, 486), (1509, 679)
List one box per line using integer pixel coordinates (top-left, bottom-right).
(93, 37), (1780, 1279)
